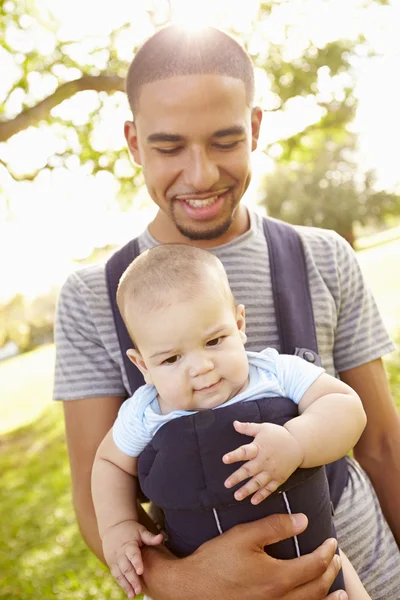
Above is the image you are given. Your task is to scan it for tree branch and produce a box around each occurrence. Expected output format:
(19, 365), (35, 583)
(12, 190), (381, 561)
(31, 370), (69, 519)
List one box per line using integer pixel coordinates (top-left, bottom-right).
(0, 74), (125, 143)
(0, 152), (73, 182)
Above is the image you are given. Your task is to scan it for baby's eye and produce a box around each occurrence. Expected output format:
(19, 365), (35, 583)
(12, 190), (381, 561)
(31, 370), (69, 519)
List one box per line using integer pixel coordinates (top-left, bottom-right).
(206, 337), (223, 347)
(163, 355), (180, 365)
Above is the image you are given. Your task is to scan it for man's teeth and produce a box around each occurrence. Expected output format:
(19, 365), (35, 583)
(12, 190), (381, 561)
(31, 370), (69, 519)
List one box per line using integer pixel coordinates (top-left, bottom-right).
(185, 196), (219, 207)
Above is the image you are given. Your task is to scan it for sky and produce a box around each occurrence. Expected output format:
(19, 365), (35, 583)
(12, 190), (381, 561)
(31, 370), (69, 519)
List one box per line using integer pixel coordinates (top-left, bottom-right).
(0, 0), (399, 301)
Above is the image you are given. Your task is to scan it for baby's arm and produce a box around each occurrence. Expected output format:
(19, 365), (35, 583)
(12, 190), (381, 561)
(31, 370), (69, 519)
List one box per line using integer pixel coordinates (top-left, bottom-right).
(340, 550), (371, 599)
(224, 373), (366, 504)
(91, 429), (163, 598)
(284, 372), (367, 468)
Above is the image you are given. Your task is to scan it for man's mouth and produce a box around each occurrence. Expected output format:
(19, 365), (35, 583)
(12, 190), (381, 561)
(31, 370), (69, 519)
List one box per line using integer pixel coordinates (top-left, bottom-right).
(184, 196), (220, 208)
(175, 189), (229, 206)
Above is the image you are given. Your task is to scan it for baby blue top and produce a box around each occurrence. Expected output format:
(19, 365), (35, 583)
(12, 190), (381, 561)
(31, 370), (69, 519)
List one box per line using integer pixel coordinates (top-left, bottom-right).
(113, 347), (324, 457)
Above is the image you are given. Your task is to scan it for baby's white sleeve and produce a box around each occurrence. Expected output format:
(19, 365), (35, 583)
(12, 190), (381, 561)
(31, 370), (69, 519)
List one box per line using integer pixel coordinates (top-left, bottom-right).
(112, 397), (152, 457)
(275, 353), (325, 405)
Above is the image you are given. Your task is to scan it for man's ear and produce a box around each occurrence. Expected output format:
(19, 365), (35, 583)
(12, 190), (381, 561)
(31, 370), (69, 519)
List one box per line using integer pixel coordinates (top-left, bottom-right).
(235, 304), (247, 344)
(124, 121), (142, 166)
(127, 348), (153, 384)
(250, 106), (263, 152)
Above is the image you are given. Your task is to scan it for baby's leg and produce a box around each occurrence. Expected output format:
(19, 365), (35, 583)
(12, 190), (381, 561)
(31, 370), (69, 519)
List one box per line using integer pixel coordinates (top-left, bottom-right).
(340, 550), (371, 599)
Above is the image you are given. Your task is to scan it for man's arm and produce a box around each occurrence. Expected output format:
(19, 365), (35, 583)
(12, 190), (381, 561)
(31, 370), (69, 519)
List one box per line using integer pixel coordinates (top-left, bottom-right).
(63, 395), (125, 562)
(141, 514), (345, 600)
(340, 357), (400, 546)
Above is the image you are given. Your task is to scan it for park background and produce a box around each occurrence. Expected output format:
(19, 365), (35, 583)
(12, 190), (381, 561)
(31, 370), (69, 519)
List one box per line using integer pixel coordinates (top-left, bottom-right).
(1, 0), (399, 598)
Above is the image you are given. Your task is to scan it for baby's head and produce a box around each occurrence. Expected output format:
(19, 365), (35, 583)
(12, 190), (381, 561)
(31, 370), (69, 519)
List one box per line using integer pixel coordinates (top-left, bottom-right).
(117, 244), (249, 413)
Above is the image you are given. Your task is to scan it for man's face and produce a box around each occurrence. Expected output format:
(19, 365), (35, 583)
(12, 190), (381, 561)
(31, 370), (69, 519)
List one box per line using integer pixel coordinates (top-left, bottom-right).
(125, 74), (262, 244)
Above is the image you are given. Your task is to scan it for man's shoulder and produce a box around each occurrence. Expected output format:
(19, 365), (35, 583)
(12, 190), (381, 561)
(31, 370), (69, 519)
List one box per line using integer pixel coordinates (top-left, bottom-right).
(293, 223), (350, 263)
(59, 260), (107, 304)
(293, 223), (342, 248)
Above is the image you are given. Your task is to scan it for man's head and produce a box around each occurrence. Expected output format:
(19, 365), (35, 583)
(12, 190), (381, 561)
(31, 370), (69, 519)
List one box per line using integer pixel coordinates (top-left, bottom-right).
(126, 25), (255, 116)
(117, 244), (249, 413)
(124, 26), (263, 246)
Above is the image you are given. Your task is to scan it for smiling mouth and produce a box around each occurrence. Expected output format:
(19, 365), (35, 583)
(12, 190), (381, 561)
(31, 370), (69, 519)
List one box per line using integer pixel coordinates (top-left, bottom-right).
(195, 379), (222, 393)
(185, 196), (219, 207)
(175, 189), (229, 207)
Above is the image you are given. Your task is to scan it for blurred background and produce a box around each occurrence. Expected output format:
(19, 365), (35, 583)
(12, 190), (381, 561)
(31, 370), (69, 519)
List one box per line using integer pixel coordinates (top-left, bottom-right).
(1, 0), (399, 598)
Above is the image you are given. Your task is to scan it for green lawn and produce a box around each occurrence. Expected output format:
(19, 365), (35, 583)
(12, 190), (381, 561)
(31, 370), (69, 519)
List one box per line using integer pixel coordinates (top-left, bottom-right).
(0, 237), (399, 599)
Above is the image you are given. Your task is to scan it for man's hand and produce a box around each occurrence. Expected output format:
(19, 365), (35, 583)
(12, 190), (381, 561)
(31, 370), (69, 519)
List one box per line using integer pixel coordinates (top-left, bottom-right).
(141, 513), (347, 600)
(223, 420), (304, 504)
(102, 520), (163, 598)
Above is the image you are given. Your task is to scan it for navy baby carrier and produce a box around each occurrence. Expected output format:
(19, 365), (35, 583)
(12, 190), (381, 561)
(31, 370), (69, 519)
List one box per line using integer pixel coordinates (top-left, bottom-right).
(106, 217), (348, 592)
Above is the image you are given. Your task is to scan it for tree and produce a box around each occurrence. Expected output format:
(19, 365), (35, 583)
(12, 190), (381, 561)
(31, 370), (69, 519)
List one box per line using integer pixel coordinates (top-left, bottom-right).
(260, 134), (400, 246)
(0, 0), (391, 191)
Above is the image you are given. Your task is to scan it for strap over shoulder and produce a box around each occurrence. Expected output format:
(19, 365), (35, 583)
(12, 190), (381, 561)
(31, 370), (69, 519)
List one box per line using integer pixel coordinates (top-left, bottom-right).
(105, 237), (145, 394)
(262, 217), (320, 366)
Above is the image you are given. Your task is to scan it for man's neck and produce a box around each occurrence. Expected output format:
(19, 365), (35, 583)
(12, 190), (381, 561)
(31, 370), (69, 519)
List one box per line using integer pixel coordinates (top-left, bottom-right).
(148, 205), (250, 248)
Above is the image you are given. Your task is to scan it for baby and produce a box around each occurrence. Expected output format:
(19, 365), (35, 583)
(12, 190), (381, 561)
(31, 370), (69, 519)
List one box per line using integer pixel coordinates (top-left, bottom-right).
(92, 243), (370, 599)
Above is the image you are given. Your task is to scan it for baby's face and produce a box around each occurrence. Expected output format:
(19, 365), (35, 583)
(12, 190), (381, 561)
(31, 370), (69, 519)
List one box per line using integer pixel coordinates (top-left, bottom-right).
(130, 292), (249, 414)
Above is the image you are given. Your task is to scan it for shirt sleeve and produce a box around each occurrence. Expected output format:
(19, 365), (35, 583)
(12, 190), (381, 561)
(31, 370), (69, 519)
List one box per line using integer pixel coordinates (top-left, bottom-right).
(53, 269), (127, 400)
(273, 351), (325, 404)
(332, 234), (395, 372)
(112, 396), (152, 457)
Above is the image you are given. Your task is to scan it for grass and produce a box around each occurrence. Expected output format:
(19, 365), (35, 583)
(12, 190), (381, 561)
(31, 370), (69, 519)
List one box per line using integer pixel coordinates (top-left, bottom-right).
(0, 403), (126, 600)
(0, 236), (399, 599)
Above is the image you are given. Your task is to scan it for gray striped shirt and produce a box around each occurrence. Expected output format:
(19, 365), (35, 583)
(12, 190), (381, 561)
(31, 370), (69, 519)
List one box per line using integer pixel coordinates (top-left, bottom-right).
(53, 210), (394, 400)
(53, 210), (400, 597)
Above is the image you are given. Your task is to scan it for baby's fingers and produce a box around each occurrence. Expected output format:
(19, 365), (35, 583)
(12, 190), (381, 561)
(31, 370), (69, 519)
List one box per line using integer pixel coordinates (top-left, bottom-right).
(125, 544), (145, 576)
(251, 481), (280, 504)
(139, 529), (164, 546)
(223, 441), (258, 465)
(233, 472), (277, 501)
(224, 457), (262, 489)
(111, 559), (140, 598)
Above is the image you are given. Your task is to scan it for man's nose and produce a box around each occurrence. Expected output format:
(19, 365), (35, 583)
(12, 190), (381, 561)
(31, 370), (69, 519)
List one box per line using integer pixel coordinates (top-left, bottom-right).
(188, 353), (214, 378)
(183, 148), (219, 191)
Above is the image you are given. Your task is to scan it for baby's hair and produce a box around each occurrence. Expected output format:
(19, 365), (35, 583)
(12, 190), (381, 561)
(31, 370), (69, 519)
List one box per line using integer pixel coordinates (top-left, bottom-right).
(126, 25), (254, 115)
(117, 244), (234, 343)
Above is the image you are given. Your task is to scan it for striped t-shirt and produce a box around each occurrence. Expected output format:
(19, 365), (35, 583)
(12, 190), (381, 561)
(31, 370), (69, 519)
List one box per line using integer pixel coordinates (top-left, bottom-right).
(53, 210), (394, 400)
(53, 210), (400, 596)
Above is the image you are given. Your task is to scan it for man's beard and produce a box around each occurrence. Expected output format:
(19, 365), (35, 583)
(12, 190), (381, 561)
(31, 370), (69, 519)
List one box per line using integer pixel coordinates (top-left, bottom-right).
(174, 216), (234, 240)
(170, 199), (235, 240)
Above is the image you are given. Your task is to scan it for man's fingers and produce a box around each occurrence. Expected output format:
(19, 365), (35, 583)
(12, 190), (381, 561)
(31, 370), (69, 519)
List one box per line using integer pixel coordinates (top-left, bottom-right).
(325, 592), (348, 600)
(232, 512), (309, 548)
(285, 551), (345, 600)
(280, 538), (340, 591)
(223, 442), (258, 465)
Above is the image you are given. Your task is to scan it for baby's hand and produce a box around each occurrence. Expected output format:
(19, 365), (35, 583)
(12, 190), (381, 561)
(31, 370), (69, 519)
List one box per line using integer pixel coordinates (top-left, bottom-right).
(102, 520), (163, 598)
(223, 421), (304, 505)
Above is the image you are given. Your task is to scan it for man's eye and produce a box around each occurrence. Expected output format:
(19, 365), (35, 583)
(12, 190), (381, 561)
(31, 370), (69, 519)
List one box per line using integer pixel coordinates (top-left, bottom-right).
(214, 141), (240, 150)
(155, 147), (181, 155)
(163, 355), (179, 364)
(206, 337), (223, 347)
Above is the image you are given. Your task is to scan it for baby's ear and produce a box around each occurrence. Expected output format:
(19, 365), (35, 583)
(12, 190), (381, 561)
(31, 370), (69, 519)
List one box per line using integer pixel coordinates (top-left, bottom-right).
(235, 304), (247, 344)
(126, 349), (153, 384)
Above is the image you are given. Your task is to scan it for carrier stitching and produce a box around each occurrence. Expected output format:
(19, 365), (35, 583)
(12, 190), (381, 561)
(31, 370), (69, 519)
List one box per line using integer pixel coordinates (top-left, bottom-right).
(282, 491), (301, 557)
(212, 508), (223, 535)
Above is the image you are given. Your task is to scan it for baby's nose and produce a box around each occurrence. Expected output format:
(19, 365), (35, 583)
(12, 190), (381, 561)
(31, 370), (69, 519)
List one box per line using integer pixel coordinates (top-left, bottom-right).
(188, 355), (214, 378)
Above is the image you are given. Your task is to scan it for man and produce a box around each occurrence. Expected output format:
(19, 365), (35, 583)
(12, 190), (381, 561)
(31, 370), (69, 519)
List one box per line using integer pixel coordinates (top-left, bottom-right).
(54, 25), (400, 600)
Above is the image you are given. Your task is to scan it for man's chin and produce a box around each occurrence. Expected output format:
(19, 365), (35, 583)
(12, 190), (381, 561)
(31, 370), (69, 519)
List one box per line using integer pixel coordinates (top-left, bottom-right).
(174, 217), (234, 241)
